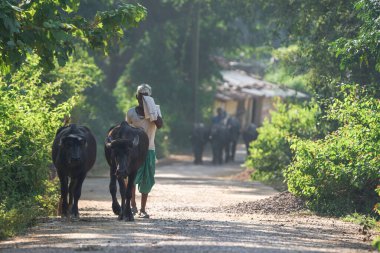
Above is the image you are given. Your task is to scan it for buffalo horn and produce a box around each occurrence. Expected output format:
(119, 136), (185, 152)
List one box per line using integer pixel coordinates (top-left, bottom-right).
(108, 139), (130, 148)
(132, 135), (139, 147)
(59, 134), (84, 146)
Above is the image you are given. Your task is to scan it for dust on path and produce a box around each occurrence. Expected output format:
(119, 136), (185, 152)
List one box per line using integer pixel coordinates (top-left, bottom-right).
(0, 147), (376, 253)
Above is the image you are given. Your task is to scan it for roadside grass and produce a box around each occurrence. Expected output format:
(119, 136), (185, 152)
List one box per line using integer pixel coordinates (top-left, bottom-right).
(0, 179), (60, 240)
(342, 213), (380, 251)
(0, 202), (40, 239)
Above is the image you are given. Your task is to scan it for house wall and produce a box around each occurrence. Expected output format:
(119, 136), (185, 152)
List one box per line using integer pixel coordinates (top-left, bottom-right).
(213, 100), (238, 117)
(214, 96), (278, 128)
(260, 97), (275, 124)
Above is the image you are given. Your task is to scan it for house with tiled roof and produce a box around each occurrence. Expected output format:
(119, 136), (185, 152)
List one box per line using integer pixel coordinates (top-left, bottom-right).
(214, 70), (308, 128)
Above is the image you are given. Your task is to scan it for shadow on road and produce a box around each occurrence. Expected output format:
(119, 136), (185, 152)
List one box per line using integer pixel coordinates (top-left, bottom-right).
(1, 215), (370, 253)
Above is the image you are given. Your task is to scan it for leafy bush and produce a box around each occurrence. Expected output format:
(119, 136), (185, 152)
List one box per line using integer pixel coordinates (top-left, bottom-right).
(245, 100), (319, 186)
(373, 186), (380, 251)
(286, 85), (380, 215)
(264, 45), (311, 94)
(0, 54), (98, 238)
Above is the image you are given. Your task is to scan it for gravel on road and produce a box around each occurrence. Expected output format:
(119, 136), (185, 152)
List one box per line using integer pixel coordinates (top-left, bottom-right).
(0, 150), (376, 253)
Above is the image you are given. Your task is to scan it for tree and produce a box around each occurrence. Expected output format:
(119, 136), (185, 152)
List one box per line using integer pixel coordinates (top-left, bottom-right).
(246, 0), (380, 97)
(0, 0), (147, 237)
(0, 0), (146, 74)
(117, 0), (254, 147)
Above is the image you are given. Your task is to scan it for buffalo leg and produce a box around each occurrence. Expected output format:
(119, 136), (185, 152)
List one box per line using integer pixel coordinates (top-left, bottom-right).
(225, 142), (230, 163)
(58, 173), (69, 218)
(212, 144), (217, 164)
(198, 144), (204, 164)
(218, 147), (223, 164)
(68, 177), (76, 213)
(109, 166), (121, 215)
(193, 146), (199, 164)
(194, 144), (203, 164)
(117, 177), (127, 220)
(123, 173), (136, 222)
(71, 174), (85, 219)
(231, 140), (237, 161)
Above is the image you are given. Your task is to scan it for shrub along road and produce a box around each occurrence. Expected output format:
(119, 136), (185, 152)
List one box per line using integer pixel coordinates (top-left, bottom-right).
(0, 146), (375, 252)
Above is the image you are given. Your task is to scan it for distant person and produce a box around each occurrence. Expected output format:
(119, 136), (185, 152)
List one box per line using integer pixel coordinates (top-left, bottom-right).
(126, 83), (163, 218)
(212, 107), (227, 125)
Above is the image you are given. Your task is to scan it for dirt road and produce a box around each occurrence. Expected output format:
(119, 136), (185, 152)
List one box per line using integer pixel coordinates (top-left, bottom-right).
(0, 148), (375, 252)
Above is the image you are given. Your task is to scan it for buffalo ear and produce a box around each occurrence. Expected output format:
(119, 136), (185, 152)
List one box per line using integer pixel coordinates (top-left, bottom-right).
(132, 135), (139, 147)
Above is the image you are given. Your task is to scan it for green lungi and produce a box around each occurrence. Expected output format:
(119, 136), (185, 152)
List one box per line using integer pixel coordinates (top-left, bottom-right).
(134, 150), (156, 194)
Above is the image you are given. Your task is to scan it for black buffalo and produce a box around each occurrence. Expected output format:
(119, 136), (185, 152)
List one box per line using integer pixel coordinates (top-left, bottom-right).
(105, 121), (149, 221)
(226, 117), (241, 162)
(190, 123), (210, 164)
(242, 123), (259, 155)
(210, 123), (230, 164)
(52, 124), (96, 219)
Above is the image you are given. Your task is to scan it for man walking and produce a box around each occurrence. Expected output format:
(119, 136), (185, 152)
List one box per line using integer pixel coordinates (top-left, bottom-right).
(126, 84), (163, 218)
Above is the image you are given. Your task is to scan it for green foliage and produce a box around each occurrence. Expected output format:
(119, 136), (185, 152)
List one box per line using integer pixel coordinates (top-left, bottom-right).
(122, 23), (211, 148)
(0, 0), (146, 74)
(372, 187), (380, 251)
(0, 198), (39, 239)
(36, 178), (61, 216)
(245, 100), (319, 181)
(343, 212), (378, 250)
(0, 177), (59, 239)
(0, 52), (99, 238)
(0, 0), (147, 239)
(375, 187), (380, 216)
(0, 64), (64, 237)
(373, 237), (380, 252)
(248, 0), (380, 98)
(264, 46), (310, 93)
(343, 213), (377, 230)
(330, 0), (380, 95)
(0, 63), (70, 200)
(112, 0), (257, 148)
(286, 85), (380, 215)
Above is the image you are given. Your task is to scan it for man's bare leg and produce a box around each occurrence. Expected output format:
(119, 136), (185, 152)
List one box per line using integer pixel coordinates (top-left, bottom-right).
(140, 193), (148, 212)
(131, 185), (137, 214)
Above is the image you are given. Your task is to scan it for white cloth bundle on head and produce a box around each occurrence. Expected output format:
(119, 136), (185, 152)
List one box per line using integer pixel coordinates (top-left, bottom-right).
(137, 84), (152, 96)
(142, 96), (162, 121)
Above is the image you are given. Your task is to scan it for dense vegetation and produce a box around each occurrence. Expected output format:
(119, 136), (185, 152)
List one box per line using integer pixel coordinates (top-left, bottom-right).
(0, 0), (146, 238)
(246, 101), (319, 190)
(0, 0), (379, 247)
(0, 52), (100, 238)
(245, 0), (380, 220)
(287, 85), (379, 215)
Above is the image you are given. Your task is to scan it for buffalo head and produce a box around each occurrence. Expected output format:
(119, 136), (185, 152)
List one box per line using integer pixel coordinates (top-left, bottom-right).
(59, 134), (87, 165)
(106, 135), (140, 178)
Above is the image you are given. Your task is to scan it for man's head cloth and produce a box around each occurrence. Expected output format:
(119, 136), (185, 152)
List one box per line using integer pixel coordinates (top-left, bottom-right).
(136, 83), (152, 96)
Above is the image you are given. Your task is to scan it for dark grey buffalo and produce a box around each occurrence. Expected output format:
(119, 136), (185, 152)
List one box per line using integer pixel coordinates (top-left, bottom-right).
(52, 124), (96, 219)
(190, 123), (210, 164)
(105, 121), (149, 221)
(226, 117), (241, 162)
(242, 123), (259, 155)
(210, 123), (229, 164)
